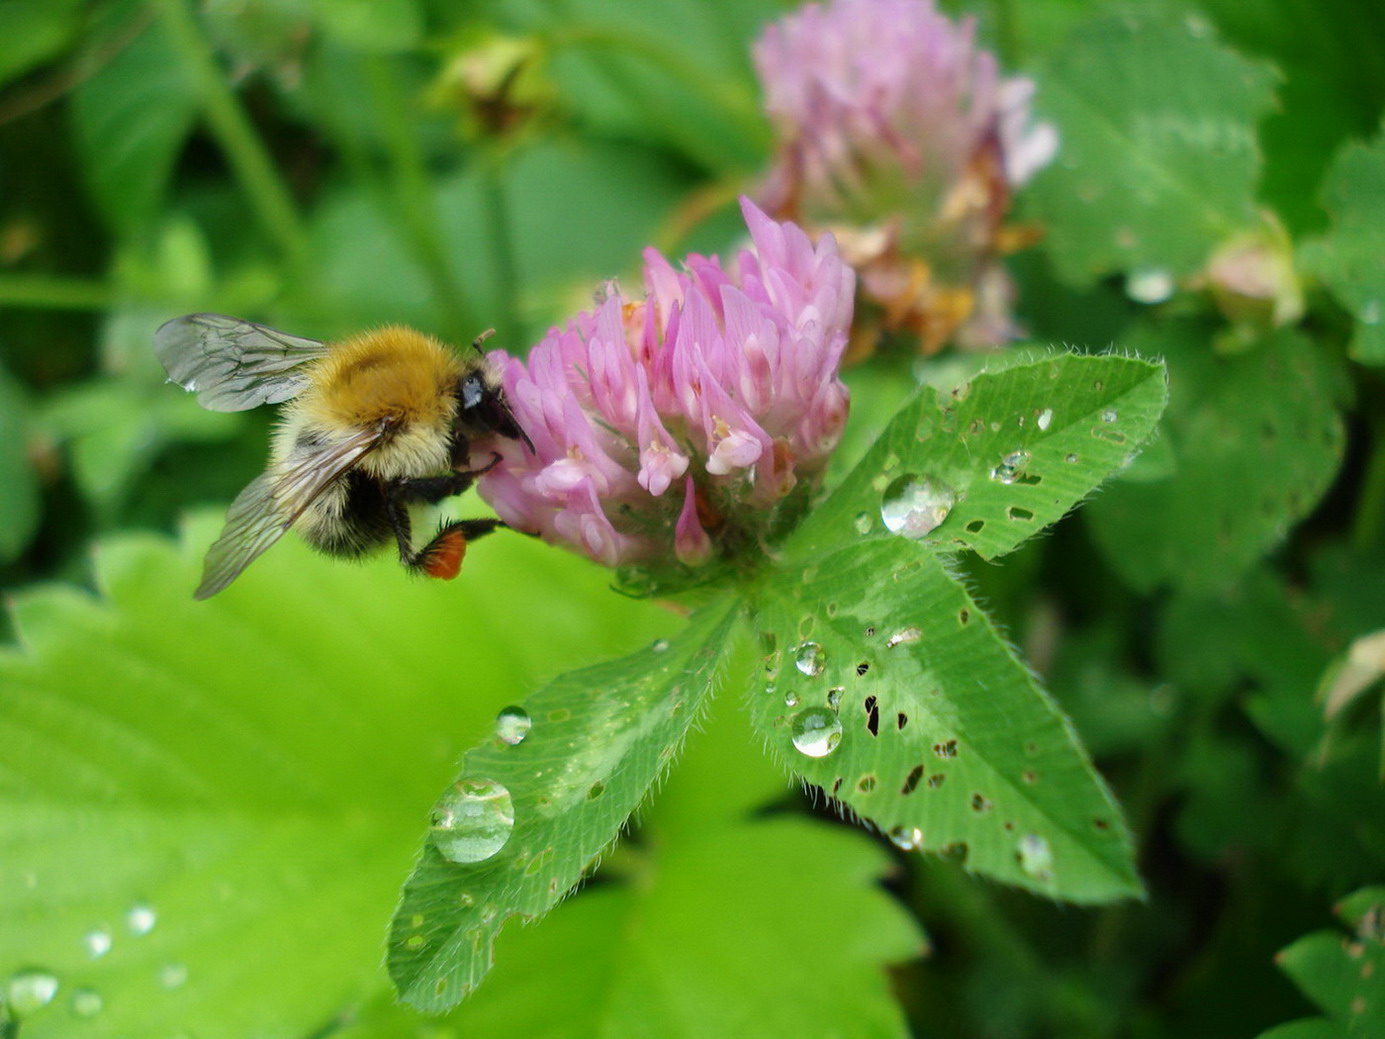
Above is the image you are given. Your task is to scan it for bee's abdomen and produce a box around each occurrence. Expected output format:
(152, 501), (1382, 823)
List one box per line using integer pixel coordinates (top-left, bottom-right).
(298, 470), (394, 558)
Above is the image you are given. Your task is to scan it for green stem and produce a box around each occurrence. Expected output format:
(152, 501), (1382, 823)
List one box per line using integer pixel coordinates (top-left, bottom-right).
(479, 150), (522, 350)
(0, 275), (117, 310)
(363, 55), (476, 343)
(154, 0), (307, 270)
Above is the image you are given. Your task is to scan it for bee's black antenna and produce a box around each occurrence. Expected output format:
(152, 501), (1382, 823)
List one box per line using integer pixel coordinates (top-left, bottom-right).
(470, 329), (497, 356)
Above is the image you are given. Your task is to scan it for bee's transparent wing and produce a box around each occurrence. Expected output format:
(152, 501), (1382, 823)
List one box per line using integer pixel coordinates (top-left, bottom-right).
(154, 313), (331, 412)
(195, 425), (385, 599)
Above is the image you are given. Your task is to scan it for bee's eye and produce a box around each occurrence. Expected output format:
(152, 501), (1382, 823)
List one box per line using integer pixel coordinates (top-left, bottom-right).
(460, 374), (487, 410)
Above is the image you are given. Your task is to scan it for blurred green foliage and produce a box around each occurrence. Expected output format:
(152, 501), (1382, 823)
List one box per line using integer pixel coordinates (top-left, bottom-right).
(1, 0), (1384, 1037)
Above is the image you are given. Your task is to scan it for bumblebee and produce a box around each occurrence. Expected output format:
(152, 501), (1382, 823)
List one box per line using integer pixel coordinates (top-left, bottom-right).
(154, 314), (531, 599)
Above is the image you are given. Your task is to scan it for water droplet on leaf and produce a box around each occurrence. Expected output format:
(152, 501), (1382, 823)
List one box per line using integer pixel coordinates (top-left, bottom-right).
(990, 450), (1032, 485)
(1037, 408), (1054, 431)
(885, 627), (922, 649)
(1101, 409), (1118, 423)
(70, 988), (102, 1018)
(651, 638), (670, 653)
(881, 474), (956, 538)
(790, 707), (843, 758)
(5, 968), (59, 1017)
(888, 826), (923, 851)
(494, 706), (531, 745)
(783, 689), (800, 708)
(794, 642), (826, 677)
(83, 929), (112, 959)
(430, 778), (515, 863)
(1016, 833), (1054, 880)
(1125, 266), (1175, 304)
(125, 903), (156, 936)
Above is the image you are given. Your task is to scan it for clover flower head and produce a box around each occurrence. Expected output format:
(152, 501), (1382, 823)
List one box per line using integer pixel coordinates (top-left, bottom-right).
(753, 0), (1057, 352)
(473, 199), (854, 573)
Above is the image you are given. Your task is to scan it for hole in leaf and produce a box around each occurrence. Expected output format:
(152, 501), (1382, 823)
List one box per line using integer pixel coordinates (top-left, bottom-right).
(897, 712), (908, 730)
(927, 774), (946, 788)
(857, 774), (877, 793)
(940, 842), (969, 864)
(831, 777), (844, 796)
(965, 519), (985, 533)
(1093, 818), (1110, 830)
(902, 764), (925, 794)
(933, 739), (958, 758)
(1014, 472), (1042, 486)
(856, 661), (871, 676)
(864, 695), (880, 736)
(1008, 506), (1035, 522)
(971, 793), (993, 813)
(587, 782), (605, 800)
(958, 608), (971, 625)
(864, 625), (876, 638)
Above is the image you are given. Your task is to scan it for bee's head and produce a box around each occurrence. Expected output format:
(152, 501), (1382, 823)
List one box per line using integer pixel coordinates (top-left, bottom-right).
(456, 364), (533, 452)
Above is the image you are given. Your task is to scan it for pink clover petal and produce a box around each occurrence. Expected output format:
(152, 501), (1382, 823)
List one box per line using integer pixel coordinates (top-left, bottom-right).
(674, 478), (713, 567)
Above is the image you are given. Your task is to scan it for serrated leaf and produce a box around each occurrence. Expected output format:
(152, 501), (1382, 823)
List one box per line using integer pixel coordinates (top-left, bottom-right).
(786, 352), (1167, 564)
(387, 595), (741, 1012)
(1301, 135), (1385, 364)
(748, 541), (1141, 903)
(1028, 9), (1278, 283)
(0, 520), (674, 1037)
(349, 685), (918, 1037)
(1086, 324), (1346, 593)
(68, 17), (198, 235)
(1270, 888), (1385, 1038)
(0, 363), (40, 562)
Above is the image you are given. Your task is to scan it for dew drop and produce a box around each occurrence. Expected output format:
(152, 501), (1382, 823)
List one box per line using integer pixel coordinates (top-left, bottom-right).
(826, 687), (843, 710)
(888, 826), (923, 851)
(1101, 408), (1118, 423)
(5, 968), (59, 1017)
(125, 902), (156, 936)
(885, 626), (922, 649)
(651, 638), (670, 653)
(880, 474), (956, 538)
(429, 778), (515, 863)
(790, 707), (843, 758)
(1125, 266), (1175, 304)
(990, 450), (1032, 485)
(494, 706), (532, 746)
(1036, 408), (1054, 431)
(70, 987), (102, 1018)
(784, 689), (800, 708)
(158, 963), (189, 990)
(1016, 833), (1054, 880)
(794, 641), (826, 677)
(83, 928), (112, 959)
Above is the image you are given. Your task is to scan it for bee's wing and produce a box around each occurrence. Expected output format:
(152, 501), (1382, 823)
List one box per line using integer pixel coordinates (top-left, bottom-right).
(154, 313), (331, 412)
(194, 425), (386, 599)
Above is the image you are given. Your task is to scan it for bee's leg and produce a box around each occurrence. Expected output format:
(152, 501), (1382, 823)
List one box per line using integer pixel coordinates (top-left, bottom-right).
(395, 453), (503, 506)
(410, 518), (503, 580)
(382, 481), (417, 566)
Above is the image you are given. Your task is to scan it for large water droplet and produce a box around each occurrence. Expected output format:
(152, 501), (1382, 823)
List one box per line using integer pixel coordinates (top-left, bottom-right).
(790, 707), (843, 758)
(429, 778), (515, 863)
(1016, 833), (1054, 880)
(794, 641), (826, 677)
(83, 928), (112, 959)
(881, 474), (956, 539)
(70, 988), (102, 1018)
(494, 706), (531, 746)
(125, 902), (156, 936)
(1125, 267), (1175, 304)
(5, 968), (59, 1017)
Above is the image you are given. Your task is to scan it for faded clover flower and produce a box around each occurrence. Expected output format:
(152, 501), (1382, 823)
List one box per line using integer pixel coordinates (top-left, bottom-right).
(472, 199), (854, 574)
(754, 0), (1058, 354)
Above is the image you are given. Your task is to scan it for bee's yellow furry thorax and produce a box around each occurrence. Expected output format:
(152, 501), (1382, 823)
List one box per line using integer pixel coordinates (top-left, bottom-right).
(305, 326), (463, 432)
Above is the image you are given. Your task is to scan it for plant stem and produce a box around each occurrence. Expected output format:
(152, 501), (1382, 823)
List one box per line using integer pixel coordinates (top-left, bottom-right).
(154, 0), (307, 271)
(479, 149), (522, 349)
(362, 56), (477, 344)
